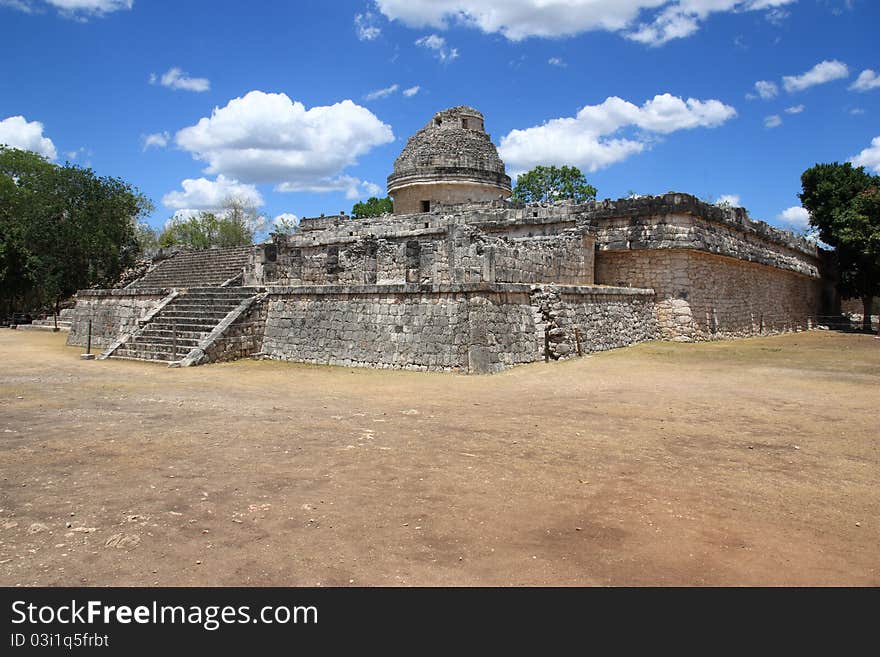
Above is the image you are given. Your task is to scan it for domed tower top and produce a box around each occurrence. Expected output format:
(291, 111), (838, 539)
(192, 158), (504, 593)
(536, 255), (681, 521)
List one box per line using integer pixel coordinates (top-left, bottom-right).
(387, 106), (512, 214)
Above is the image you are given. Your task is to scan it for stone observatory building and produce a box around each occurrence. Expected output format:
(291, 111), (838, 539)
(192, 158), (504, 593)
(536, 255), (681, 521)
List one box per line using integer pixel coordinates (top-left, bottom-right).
(66, 105), (836, 373)
(386, 106), (511, 214)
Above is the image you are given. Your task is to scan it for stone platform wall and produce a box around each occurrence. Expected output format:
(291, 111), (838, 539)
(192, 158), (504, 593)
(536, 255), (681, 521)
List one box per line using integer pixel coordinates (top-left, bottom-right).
(596, 249), (821, 341)
(260, 283), (655, 373)
(249, 224), (593, 288)
(66, 289), (165, 348)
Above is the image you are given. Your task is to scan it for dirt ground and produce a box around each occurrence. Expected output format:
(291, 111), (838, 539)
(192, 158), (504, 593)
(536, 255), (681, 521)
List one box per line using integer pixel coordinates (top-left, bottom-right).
(0, 329), (877, 586)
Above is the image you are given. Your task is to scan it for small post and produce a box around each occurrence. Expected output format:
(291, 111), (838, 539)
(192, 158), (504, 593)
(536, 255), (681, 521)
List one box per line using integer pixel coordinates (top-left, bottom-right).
(172, 318), (178, 361)
(80, 318), (95, 360)
(574, 327), (583, 357)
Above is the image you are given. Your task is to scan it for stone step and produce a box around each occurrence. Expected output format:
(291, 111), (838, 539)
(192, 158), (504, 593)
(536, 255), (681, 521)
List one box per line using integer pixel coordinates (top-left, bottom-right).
(171, 298), (249, 306)
(136, 328), (208, 340)
(16, 324), (70, 332)
(146, 322), (220, 332)
(155, 311), (234, 321)
(131, 335), (202, 347)
(115, 343), (190, 358)
(112, 349), (180, 362)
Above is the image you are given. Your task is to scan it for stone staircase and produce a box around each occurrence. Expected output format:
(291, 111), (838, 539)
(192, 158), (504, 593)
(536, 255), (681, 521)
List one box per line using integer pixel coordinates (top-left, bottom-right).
(108, 287), (258, 363)
(128, 247), (253, 289)
(18, 308), (74, 332)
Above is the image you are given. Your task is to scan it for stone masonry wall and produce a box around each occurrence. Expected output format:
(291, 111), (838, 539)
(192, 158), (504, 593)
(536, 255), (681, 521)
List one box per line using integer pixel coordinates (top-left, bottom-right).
(596, 249), (821, 341)
(249, 223), (593, 288)
(66, 290), (165, 348)
(260, 283), (654, 373)
(196, 296), (268, 365)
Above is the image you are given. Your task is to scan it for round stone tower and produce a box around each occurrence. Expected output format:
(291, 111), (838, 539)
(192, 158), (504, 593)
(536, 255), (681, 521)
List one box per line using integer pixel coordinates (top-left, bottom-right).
(387, 106), (512, 214)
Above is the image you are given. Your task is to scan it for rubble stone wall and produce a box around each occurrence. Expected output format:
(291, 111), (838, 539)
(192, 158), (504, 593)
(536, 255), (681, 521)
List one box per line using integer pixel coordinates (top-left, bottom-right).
(66, 289), (164, 348)
(596, 249), (821, 341)
(260, 283), (655, 373)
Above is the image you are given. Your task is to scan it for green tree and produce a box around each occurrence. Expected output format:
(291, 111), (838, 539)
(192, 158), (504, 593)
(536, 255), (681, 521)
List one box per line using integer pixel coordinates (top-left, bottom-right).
(0, 146), (153, 318)
(511, 165), (597, 204)
(799, 162), (880, 331)
(135, 221), (160, 256)
(352, 196), (393, 219)
(159, 196), (256, 249)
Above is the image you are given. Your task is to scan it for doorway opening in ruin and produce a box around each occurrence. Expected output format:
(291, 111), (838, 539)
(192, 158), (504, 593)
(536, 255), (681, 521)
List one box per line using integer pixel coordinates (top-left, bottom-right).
(420, 200), (430, 212)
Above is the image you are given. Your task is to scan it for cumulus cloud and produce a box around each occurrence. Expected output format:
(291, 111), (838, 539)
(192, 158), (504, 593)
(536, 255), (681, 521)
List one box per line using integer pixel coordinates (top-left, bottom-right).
(849, 69), (880, 92)
(716, 194), (741, 207)
(782, 60), (849, 93)
(749, 80), (779, 100)
(273, 213), (299, 228)
(375, 0), (797, 45)
(498, 93), (737, 173)
(364, 83), (399, 101)
(548, 57), (566, 67)
(142, 131), (170, 150)
(777, 206), (810, 228)
(764, 114), (782, 128)
(0, 115), (57, 159)
(162, 175), (264, 210)
(354, 11), (382, 40)
(276, 176), (382, 200)
(174, 91), (394, 196)
(785, 105), (805, 114)
(415, 34), (458, 61)
(150, 67), (210, 93)
(402, 85), (421, 97)
(2, 0), (132, 18)
(850, 136), (880, 173)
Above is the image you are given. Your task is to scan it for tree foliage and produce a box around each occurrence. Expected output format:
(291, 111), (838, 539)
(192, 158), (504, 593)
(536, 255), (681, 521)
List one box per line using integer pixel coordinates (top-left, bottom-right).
(511, 165), (597, 204)
(0, 146), (153, 317)
(799, 162), (880, 330)
(158, 197), (257, 249)
(351, 196), (393, 219)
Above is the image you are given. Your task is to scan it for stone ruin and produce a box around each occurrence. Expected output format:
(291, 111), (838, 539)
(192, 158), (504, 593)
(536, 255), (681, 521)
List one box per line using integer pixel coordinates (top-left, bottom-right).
(66, 106), (837, 373)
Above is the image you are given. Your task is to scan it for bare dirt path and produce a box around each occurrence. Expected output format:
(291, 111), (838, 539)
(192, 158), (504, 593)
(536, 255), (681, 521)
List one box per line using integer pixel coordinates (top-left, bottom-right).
(0, 329), (877, 586)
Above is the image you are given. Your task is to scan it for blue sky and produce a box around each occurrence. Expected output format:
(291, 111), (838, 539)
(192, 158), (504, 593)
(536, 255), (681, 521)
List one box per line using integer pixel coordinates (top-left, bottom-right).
(1, 0), (878, 237)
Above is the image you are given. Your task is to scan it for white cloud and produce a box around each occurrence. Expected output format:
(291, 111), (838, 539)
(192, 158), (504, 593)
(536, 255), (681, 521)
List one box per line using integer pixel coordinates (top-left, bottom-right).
(716, 194), (741, 207)
(364, 83), (399, 101)
(162, 175), (264, 210)
(764, 114), (782, 128)
(150, 67), (210, 93)
(749, 80), (779, 100)
(402, 85), (421, 97)
(849, 69), (880, 92)
(375, 1), (797, 45)
(0, 115), (57, 159)
(850, 136), (880, 173)
(3, 0), (132, 18)
(64, 146), (89, 160)
(777, 206), (810, 228)
(354, 12), (382, 41)
(498, 93), (736, 173)
(784, 105), (805, 114)
(548, 57), (566, 67)
(273, 213), (299, 228)
(415, 34), (458, 61)
(174, 91), (394, 196)
(276, 176), (382, 200)
(849, 107), (865, 115)
(142, 131), (170, 150)
(782, 60), (849, 93)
